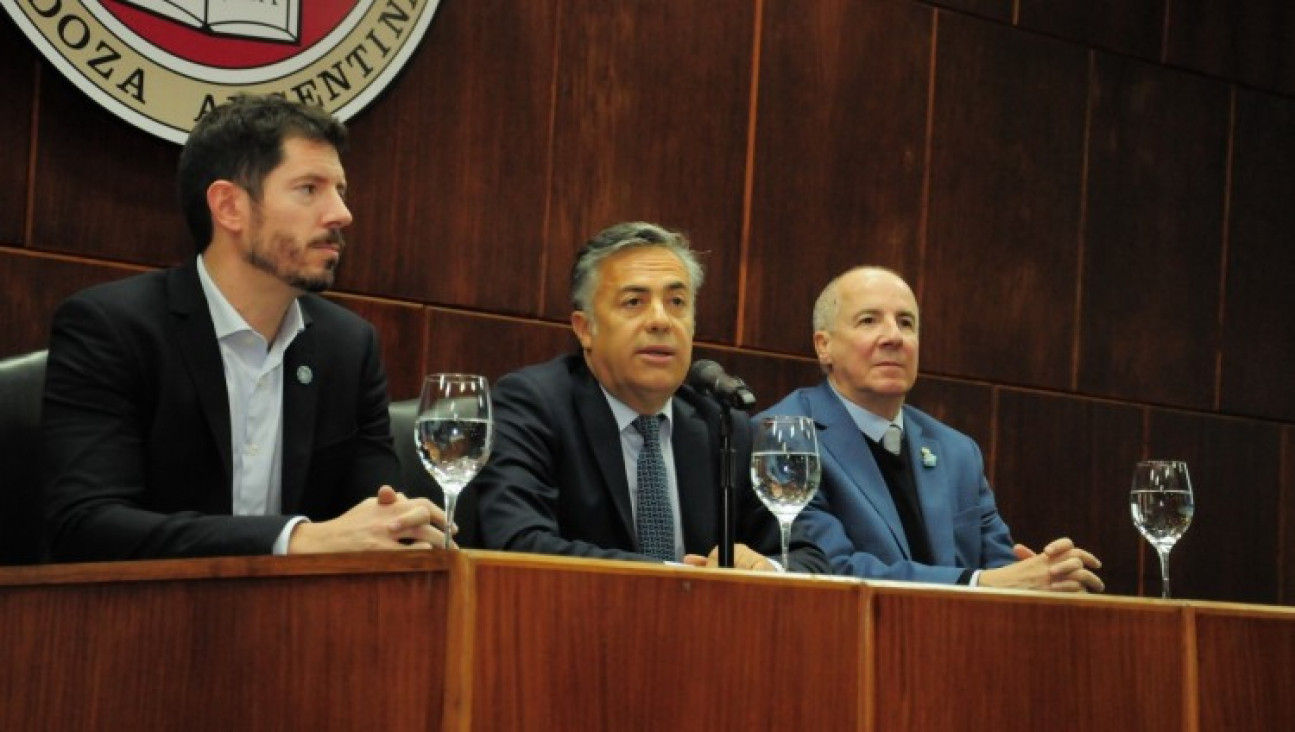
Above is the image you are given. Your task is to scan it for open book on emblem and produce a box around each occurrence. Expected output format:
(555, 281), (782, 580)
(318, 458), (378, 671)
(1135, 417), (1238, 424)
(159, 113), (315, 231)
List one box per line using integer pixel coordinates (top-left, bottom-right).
(116, 0), (303, 44)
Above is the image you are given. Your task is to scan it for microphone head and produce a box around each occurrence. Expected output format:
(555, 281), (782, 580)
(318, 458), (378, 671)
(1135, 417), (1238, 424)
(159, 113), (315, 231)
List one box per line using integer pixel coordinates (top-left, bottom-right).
(687, 359), (756, 409)
(688, 359), (725, 385)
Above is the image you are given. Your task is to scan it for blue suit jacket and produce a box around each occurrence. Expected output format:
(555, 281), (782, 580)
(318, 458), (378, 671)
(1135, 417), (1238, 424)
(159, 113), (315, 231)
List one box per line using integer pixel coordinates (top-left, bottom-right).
(761, 381), (1016, 583)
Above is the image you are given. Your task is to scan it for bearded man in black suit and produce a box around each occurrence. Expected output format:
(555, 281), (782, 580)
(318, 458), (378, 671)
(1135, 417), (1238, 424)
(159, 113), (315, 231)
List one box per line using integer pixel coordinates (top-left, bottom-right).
(42, 95), (448, 561)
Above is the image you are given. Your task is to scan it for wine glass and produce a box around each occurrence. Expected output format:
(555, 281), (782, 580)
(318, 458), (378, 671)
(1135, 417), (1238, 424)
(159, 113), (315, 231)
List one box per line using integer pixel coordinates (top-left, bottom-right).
(750, 415), (821, 571)
(1129, 460), (1195, 598)
(415, 374), (493, 549)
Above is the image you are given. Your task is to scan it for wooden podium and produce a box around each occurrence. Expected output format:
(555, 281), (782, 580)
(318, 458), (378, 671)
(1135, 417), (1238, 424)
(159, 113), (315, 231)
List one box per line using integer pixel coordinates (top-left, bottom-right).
(1, 550), (1292, 730)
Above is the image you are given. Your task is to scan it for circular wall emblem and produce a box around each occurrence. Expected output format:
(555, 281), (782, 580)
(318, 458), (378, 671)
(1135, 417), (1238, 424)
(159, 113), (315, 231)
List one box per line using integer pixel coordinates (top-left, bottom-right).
(3, 0), (442, 144)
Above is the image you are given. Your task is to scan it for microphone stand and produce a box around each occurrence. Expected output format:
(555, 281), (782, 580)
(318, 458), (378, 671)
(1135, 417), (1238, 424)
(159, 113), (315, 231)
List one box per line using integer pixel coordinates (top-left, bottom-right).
(718, 401), (736, 568)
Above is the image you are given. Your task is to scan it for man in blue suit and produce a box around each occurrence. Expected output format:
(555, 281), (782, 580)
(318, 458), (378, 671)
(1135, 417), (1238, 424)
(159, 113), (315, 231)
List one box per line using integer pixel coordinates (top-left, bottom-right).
(762, 266), (1103, 591)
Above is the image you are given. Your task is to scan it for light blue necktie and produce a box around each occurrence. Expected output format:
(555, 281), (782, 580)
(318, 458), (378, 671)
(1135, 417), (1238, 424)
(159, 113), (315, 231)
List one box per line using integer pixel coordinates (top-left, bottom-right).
(633, 414), (675, 561)
(883, 424), (903, 456)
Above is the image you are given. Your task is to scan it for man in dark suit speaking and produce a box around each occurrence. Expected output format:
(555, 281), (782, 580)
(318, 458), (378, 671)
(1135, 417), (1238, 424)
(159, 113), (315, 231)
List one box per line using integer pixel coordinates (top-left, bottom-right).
(42, 95), (448, 561)
(475, 222), (827, 573)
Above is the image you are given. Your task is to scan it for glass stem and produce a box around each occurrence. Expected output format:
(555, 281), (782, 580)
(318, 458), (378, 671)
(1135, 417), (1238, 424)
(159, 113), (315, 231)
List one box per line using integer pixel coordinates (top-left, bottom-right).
(443, 491), (459, 550)
(778, 520), (791, 573)
(1156, 547), (1172, 599)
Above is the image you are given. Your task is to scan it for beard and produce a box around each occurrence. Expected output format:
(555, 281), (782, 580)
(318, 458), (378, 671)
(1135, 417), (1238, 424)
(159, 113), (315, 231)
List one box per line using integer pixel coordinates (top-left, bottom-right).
(246, 228), (345, 293)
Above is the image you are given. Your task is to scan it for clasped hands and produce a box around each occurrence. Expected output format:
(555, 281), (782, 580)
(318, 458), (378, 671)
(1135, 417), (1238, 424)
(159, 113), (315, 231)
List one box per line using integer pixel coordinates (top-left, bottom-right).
(289, 485), (453, 553)
(979, 537), (1105, 593)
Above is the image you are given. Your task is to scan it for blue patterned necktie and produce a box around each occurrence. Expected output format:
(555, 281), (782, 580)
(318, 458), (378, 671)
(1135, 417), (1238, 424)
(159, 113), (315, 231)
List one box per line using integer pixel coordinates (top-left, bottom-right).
(632, 414), (676, 561)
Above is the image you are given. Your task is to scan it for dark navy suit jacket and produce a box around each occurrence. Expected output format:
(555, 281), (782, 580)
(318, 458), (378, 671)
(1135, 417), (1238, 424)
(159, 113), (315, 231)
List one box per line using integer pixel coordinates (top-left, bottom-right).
(475, 353), (829, 573)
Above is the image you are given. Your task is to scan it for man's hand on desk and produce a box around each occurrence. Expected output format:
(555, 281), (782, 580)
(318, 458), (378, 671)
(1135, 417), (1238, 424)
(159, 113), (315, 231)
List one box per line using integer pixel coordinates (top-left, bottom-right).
(288, 485), (454, 553)
(978, 537), (1105, 593)
(682, 543), (777, 571)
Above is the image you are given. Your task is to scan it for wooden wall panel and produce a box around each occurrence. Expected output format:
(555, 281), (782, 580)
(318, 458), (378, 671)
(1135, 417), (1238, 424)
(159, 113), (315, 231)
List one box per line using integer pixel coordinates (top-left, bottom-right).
(0, 253), (143, 357)
(423, 308), (573, 394)
(1165, 0), (1295, 97)
(928, 0), (1013, 23)
(1220, 90), (1295, 423)
(0, 14), (35, 247)
(923, 12), (1087, 389)
(994, 390), (1144, 596)
(30, 75), (186, 266)
(1148, 410), (1282, 604)
(1017, 0), (1165, 60)
(541, 0), (755, 342)
(744, 0), (932, 355)
(340, 0), (558, 316)
(1079, 56), (1229, 410)
(325, 295), (429, 402)
(873, 590), (1184, 731)
(907, 375), (995, 466)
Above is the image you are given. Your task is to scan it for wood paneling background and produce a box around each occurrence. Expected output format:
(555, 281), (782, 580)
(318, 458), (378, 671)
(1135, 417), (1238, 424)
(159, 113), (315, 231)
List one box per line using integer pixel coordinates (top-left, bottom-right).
(3, 1), (1293, 605)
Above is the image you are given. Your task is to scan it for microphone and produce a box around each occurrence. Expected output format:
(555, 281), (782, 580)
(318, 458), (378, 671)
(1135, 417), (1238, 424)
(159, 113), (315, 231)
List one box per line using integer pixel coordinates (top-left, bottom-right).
(688, 359), (757, 410)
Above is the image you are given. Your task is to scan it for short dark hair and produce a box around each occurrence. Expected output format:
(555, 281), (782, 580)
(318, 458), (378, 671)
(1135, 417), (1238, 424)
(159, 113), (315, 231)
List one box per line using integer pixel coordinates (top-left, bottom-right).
(176, 95), (348, 252)
(569, 222), (704, 312)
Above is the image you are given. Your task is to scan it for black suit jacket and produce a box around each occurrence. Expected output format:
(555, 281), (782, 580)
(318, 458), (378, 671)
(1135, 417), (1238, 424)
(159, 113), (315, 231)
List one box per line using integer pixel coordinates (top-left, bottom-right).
(474, 353), (829, 573)
(42, 259), (404, 561)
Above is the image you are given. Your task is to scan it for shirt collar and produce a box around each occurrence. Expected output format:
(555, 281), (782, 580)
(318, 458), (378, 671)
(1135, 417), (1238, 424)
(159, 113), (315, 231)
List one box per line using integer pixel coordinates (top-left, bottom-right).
(599, 386), (674, 432)
(826, 379), (904, 443)
(197, 254), (305, 348)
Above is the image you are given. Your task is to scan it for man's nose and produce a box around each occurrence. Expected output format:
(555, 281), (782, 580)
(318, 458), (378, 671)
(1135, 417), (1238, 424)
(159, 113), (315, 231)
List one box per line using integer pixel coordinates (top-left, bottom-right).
(878, 316), (903, 342)
(644, 299), (670, 330)
(326, 190), (353, 229)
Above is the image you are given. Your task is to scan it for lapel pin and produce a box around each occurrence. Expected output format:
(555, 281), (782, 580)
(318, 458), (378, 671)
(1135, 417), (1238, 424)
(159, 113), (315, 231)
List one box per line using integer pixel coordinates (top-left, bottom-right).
(296, 365), (313, 385)
(920, 446), (937, 468)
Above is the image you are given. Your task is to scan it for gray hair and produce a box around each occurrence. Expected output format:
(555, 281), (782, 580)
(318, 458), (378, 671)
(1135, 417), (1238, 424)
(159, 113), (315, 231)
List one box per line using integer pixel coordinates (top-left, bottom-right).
(570, 222), (705, 312)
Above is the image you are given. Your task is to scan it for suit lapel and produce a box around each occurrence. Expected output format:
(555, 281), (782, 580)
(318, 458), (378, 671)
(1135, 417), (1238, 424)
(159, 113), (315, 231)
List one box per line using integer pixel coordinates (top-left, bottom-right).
(168, 262), (233, 506)
(572, 365), (636, 538)
(808, 382), (913, 558)
(904, 412), (955, 565)
(280, 305), (318, 512)
(671, 395), (716, 554)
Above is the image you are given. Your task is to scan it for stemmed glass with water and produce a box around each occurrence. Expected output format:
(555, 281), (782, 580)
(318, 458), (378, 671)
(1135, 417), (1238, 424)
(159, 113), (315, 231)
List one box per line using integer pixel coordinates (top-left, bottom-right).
(750, 415), (821, 571)
(1129, 460), (1195, 598)
(415, 373), (493, 549)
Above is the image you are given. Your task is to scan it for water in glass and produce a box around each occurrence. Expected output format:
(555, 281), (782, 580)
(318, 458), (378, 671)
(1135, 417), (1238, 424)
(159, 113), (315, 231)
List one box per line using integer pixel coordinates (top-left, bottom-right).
(1129, 460), (1194, 598)
(415, 373), (493, 549)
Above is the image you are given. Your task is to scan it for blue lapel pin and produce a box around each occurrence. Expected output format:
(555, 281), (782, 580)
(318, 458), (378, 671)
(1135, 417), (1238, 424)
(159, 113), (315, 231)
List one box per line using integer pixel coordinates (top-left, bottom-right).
(296, 365), (313, 385)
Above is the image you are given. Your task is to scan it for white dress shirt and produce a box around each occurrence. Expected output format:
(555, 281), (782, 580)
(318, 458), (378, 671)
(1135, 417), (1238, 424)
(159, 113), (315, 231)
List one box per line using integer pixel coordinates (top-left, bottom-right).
(197, 256), (306, 554)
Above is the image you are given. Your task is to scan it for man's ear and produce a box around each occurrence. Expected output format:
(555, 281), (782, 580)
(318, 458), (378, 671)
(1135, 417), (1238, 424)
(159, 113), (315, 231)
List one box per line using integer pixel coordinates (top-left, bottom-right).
(207, 180), (247, 235)
(813, 330), (832, 370)
(571, 310), (593, 351)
